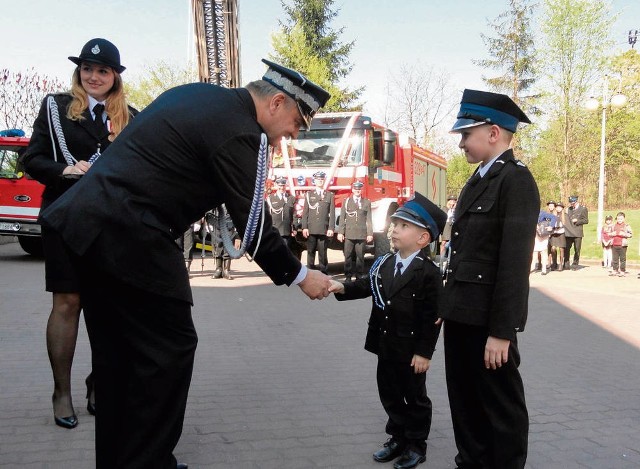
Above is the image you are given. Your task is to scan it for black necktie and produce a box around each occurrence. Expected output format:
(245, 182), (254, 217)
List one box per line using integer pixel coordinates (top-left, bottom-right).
(93, 104), (107, 135)
(391, 261), (403, 288)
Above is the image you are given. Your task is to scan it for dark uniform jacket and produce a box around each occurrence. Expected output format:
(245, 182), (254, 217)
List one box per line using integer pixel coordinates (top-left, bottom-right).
(302, 190), (335, 234)
(563, 204), (588, 238)
(440, 149), (539, 341)
(267, 192), (295, 236)
(23, 93), (137, 210)
(336, 251), (442, 362)
(338, 196), (373, 240)
(39, 84), (302, 303)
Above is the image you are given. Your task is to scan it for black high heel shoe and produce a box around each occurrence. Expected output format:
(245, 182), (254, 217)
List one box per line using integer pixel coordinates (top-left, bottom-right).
(54, 414), (78, 429)
(85, 375), (96, 416)
(52, 394), (78, 429)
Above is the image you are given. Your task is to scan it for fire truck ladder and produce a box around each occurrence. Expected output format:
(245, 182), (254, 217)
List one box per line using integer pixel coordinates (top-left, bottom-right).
(191, 0), (240, 87)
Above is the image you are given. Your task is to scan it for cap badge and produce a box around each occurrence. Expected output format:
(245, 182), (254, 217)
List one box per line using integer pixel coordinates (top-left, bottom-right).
(91, 44), (101, 55)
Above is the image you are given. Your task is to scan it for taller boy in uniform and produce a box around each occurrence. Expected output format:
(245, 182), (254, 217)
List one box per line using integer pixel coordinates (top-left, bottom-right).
(330, 193), (446, 469)
(441, 89), (539, 469)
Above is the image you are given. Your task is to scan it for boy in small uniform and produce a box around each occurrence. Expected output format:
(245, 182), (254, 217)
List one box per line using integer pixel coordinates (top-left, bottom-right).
(329, 192), (446, 469)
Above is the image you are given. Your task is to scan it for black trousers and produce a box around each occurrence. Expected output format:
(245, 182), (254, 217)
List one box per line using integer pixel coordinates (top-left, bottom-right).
(78, 264), (198, 469)
(306, 234), (329, 273)
(343, 238), (365, 277)
(612, 245), (627, 272)
(564, 236), (582, 266)
(377, 358), (431, 454)
(444, 321), (528, 469)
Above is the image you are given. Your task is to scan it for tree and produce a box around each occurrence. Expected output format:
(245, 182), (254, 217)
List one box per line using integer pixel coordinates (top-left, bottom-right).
(538, 0), (614, 205)
(474, 0), (538, 112)
(383, 63), (457, 151)
(595, 50), (640, 207)
(0, 68), (65, 134)
(124, 61), (198, 111)
(446, 152), (476, 198)
(270, 0), (363, 111)
(474, 0), (538, 158)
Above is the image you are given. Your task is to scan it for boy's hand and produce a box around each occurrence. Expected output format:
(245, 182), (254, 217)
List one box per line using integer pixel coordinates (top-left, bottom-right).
(328, 280), (344, 294)
(484, 336), (510, 370)
(411, 355), (430, 374)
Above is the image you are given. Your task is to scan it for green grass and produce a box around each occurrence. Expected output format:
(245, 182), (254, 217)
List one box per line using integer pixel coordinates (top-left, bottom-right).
(577, 209), (640, 263)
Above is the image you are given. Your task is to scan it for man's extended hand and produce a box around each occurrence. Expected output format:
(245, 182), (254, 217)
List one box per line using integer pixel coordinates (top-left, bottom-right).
(298, 269), (332, 300)
(484, 336), (510, 370)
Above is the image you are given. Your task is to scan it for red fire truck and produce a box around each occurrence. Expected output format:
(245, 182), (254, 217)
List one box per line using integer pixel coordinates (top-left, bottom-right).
(269, 112), (447, 257)
(0, 132), (44, 255)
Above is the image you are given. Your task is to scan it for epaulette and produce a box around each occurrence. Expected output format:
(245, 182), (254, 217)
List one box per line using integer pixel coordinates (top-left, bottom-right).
(516, 160), (527, 167)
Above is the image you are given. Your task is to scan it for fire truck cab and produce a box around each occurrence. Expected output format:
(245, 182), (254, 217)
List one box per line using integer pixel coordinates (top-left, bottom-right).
(270, 112), (447, 257)
(0, 131), (44, 255)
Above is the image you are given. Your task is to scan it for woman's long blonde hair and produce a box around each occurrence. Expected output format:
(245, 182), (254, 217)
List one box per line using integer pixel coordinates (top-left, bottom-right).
(66, 66), (132, 141)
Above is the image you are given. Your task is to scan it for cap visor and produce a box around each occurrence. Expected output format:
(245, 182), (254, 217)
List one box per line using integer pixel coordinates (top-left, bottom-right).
(449, 118), (487, 133)
(390, 213), (426, 229)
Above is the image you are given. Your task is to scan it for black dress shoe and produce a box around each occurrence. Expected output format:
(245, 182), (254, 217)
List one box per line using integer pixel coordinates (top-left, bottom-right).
(373, 438), (406, 462)
(393, 449), (426, 469)
(54, 415), (78, 429)
(176, 464), (188, 469)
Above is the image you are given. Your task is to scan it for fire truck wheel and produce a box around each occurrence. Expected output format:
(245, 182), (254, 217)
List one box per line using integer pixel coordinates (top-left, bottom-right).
(18, 236), (44, 257)
(373, 233), (391, 257)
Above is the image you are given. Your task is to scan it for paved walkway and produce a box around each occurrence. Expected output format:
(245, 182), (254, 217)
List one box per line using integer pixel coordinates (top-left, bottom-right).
(1, 241), (639, 468)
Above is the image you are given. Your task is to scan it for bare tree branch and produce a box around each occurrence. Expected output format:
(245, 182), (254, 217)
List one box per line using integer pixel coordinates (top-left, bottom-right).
(0, 68), (65, 134)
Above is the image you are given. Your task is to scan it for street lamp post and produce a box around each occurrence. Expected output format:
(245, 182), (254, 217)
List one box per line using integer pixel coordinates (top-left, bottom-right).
(585, 76), (627, 243)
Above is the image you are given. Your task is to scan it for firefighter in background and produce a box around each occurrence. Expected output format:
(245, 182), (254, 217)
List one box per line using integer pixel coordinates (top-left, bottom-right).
(267, 176), (296, 251)
(205, 208), (240, 280)
(337, 180), (373, 281)
(302, 171), (336, 274)
(440, 195), (457, 256)
(177, 225), (195, 273)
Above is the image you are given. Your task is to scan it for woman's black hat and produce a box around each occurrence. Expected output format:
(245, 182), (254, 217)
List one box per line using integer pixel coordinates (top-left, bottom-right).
(68, 38), (126, 73)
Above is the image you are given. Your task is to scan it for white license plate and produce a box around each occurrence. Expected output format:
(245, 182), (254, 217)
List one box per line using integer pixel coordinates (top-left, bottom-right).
(0, 222), (19, 231)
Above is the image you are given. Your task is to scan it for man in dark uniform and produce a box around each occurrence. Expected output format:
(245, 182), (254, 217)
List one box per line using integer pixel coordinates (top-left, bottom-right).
(39, 59), (332, 469)
(337, 180), (373, 281)
(302, 171), (336, 274)
(440, 89), (540, 469)
(267, 176), (296, 251)
(563, 195), (589, 270)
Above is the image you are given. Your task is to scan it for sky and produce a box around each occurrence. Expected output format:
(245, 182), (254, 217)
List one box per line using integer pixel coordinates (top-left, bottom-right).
(3, 0), (640, 124)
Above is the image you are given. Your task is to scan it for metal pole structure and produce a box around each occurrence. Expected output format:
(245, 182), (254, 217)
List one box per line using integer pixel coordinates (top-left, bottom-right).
(596, 78), (608, 244)
(191, 0), (240, 87)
